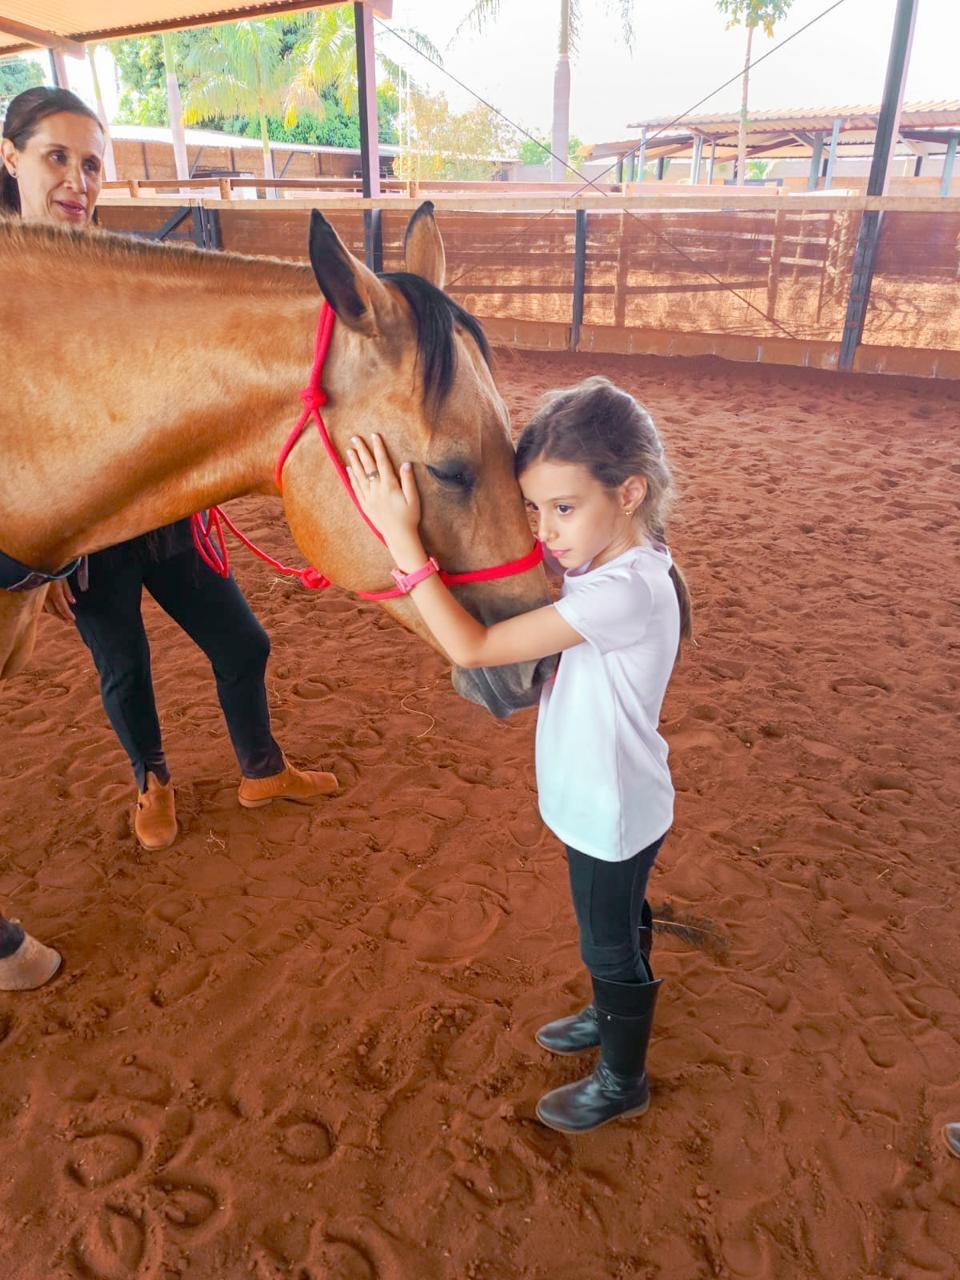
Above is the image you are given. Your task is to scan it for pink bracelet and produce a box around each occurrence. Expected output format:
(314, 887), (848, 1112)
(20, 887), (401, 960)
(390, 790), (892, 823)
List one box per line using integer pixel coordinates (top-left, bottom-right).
(390, 556), (440, 594)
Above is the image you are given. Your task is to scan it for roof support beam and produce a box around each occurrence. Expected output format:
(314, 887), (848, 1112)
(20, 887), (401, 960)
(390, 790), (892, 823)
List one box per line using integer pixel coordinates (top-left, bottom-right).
(866, 0), (918, 198)
(839, 0), (919, 372)
(636, 127), (648, 183)
(0, 17), (84, 57)
(823, 118), (842, 189)
(354, 1), (382, 272)
(941, 136), (957, 196)
(807, 133), (824, 191)
(690, 133), (704, 185)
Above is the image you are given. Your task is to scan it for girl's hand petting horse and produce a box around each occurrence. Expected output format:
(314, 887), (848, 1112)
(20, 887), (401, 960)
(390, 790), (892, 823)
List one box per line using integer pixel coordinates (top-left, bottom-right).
(346, 434), (427, 569)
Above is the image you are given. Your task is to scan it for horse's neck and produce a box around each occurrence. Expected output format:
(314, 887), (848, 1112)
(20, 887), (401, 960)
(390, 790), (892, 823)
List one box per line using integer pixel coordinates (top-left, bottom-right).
(3, 258), (317, 569)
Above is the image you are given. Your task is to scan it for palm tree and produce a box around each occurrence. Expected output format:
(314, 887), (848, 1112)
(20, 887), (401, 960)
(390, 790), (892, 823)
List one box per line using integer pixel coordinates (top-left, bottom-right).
(180, 18), (288, 179)
(455, 0), (635, 182)
(86, 43), (117, 181)
(160, 32), (189, 181)
(285, 6), (441, 122)
(716, 0), (794, 183)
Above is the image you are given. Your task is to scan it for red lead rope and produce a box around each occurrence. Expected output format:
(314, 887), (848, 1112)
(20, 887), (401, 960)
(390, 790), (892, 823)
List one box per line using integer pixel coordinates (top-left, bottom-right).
(190, 304), (544, 601)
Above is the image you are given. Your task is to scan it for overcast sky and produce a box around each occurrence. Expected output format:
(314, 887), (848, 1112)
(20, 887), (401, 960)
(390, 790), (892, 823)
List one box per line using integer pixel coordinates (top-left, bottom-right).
(383, 0), (959, 141)
(37, 0), (960, 145)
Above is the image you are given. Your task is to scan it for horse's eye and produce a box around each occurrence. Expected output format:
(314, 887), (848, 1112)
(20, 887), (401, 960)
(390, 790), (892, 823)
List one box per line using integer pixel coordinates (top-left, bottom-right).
(427, 464), (473, 491)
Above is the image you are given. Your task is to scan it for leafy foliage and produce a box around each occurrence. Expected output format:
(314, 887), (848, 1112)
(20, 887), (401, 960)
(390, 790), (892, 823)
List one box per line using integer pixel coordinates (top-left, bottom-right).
(394, 91), (521, 181)
(455, 0), (635, 58)
(111, 12), (405, 146)
(519, 133), (585, 166)
(0, 55), (44, 112)
(212, 85), (398, 148)
(715, 0), (794, 38)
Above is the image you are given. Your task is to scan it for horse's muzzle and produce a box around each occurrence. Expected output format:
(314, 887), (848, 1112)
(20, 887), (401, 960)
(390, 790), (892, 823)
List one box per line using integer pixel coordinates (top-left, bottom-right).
(452, 654), (557, 719)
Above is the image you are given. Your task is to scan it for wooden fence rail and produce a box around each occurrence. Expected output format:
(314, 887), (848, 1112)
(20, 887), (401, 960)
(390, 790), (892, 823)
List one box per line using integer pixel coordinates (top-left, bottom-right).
(94, 194), (960, 380)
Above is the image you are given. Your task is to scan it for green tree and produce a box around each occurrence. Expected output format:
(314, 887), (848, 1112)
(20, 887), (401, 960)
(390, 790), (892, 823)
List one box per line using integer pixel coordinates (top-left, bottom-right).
(715, 0), (794, 182)
(519, 132), (584, 167)
(455, 1), (635, 182)
(0, 55), (44, 112)
(393, 89), (519, 182)
(285, 6), (438, 126)
(180, 19), (291, 178)
(114, 33), (177, 124)
(213, 84), (398, 149)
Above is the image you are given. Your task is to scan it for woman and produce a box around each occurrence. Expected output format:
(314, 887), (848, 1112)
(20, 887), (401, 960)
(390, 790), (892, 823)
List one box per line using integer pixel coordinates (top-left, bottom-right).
(0, 87), (336, 988)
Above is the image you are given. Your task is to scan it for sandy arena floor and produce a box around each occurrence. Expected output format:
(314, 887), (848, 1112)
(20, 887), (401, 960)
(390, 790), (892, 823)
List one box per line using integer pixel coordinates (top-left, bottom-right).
(1, 349), (958, 1280)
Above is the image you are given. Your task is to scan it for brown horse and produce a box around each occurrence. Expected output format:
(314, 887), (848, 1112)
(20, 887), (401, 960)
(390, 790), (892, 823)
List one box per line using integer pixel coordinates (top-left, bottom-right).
(0, 204), (552, 715)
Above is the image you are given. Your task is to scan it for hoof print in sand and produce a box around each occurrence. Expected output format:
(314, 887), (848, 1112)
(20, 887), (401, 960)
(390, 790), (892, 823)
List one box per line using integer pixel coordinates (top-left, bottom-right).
(70, 1204), (158, 1280)
(66, 1128), (145, 1189)
(109, 1058), (174, 1107)
(276, 1111), (335, 1164)
(153, 1176), (222, 1233)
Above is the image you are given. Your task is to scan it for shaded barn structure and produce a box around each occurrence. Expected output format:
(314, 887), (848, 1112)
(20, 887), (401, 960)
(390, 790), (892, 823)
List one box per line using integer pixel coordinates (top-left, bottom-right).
(589, 101), (960, 197)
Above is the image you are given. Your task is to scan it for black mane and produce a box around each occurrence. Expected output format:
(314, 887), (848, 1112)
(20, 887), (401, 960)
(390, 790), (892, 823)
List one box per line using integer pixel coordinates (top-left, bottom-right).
(380, 271), (490, 408)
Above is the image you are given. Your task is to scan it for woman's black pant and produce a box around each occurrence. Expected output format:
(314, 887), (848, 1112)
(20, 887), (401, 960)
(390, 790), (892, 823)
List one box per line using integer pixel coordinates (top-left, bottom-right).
(69, 540), (283, 791)
(566, 834), (666, 984)
(0, 916), (24, 958)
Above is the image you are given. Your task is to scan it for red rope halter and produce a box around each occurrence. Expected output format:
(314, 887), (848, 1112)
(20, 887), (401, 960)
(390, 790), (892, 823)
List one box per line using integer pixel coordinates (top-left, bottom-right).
(190, 304), (544, 601)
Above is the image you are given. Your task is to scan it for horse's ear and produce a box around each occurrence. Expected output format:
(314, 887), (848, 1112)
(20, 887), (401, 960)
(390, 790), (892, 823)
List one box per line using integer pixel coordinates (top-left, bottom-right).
(403, 201), (446, 289)
(308, 210), (394, 338)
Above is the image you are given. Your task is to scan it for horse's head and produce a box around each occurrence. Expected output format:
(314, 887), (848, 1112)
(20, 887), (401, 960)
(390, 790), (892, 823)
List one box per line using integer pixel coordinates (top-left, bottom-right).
(280, 203), (555, 717)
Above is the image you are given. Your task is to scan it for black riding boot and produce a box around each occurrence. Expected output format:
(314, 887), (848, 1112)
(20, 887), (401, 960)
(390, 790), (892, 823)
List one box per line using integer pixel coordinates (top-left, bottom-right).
(535, 971), (661, 1134)
(535, 901), (654, 1055)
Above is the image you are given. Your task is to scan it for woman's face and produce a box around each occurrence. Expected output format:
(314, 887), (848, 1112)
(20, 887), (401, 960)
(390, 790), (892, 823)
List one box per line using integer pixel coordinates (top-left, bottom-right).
(1, 111), (104, 226)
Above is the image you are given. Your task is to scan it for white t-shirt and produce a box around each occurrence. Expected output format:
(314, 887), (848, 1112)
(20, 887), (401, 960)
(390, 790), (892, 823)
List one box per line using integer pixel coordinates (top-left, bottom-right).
(535, 543), (679, 862)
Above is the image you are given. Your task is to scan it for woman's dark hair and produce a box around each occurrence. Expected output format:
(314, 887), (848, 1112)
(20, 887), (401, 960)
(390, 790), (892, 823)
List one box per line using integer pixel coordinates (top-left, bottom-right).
(1, 86), (103, 215)
(516, 376), (693, 641)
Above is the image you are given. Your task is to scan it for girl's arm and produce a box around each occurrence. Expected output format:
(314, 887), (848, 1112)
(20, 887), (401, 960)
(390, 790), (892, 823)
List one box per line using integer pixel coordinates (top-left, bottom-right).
(346, 435), (583, 670)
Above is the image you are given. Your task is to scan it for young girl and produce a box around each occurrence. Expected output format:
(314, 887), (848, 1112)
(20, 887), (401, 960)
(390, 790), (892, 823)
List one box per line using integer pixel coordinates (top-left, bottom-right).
(346, 376), (691, 1134)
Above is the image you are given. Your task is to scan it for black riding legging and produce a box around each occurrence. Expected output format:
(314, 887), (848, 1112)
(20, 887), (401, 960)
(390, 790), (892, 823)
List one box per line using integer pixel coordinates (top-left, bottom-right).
(566, 833), (666, 984)
(69, 537), (283, 791)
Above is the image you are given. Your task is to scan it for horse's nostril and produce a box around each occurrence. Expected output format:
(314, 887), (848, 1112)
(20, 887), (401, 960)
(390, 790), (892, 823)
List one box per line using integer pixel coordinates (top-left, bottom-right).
(533, 654), (558, 686)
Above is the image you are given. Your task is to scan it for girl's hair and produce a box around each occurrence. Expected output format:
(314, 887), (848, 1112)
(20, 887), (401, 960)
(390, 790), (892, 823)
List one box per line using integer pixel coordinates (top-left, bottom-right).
(1, 86), (103, 216)
(515, 375), (692, 641)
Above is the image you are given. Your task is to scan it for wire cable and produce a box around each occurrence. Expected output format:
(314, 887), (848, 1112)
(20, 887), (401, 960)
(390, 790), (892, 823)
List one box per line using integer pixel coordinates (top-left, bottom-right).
(375, 0), (853, 339)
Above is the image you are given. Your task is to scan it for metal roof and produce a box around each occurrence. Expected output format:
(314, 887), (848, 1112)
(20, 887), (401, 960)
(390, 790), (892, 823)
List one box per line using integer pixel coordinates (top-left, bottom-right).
(625, 101), (960, 134)
(0, 1), (391, 54)
(588, 102), (960, 162)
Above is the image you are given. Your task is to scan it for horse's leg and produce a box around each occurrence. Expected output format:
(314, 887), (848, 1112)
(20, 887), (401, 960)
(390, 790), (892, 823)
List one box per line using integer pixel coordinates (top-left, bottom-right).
(0, 586), (48, 680)
(0, 589), (63, 989)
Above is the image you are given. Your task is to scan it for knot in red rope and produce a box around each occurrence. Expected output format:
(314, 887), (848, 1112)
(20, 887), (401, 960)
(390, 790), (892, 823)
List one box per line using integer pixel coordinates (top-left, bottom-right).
(300, 385), (328, 413)
(299, 567), (332, 591)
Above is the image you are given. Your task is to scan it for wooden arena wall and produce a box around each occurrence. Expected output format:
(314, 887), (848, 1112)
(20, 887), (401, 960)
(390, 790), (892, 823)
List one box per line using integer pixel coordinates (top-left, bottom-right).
(94, 197), (960, 380)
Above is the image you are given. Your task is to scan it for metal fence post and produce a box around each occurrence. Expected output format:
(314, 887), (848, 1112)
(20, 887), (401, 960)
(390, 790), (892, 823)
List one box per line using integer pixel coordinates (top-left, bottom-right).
(365, 208), (383, 274)
(839, 0), (919, 370)
(571, 208), (588, 352)
(203, 207), (222, 251)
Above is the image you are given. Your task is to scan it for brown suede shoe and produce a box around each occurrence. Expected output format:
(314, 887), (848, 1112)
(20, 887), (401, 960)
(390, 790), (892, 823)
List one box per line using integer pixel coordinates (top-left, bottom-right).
(0, 930), (62, 991)
(238, 756), (338, 809)
(134, 774), (178, 850)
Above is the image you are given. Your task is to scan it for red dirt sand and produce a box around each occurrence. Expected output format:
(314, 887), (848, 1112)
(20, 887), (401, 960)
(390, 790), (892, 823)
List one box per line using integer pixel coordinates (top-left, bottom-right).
(1, 350), (959, 1280)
